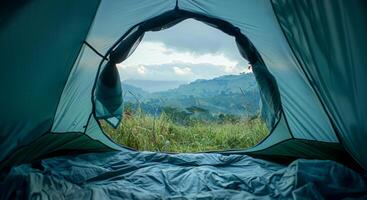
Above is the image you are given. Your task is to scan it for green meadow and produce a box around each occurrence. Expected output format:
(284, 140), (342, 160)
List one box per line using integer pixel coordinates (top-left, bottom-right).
(102, 109), (268, 153)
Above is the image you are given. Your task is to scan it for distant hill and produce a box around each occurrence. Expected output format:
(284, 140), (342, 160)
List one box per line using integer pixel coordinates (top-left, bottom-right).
(155, 73), (258, 98)
(123, 79), (187, 93)
(122, 73), (260, 119)
(121, 83), (149, 102)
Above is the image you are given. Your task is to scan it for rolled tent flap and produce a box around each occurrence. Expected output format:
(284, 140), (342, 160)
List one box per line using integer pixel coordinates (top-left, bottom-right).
(95, 61), (123, 127)
(235, 35), (282, 129)
(95, 30), (145, 127)
(251, 61), (282, 129)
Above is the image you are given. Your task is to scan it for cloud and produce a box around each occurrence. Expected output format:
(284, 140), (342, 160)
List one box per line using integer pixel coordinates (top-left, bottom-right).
(117, 62), (246, 82)
(114, 19), (251, 82)
(144, 19), (237, 56)
(121, 41), (240, 69)
(173, 67), (192, 75)
(136, 65), (146, 74)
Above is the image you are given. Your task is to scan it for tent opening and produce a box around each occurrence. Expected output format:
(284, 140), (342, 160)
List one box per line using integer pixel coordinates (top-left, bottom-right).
(98, 18), (272, 152)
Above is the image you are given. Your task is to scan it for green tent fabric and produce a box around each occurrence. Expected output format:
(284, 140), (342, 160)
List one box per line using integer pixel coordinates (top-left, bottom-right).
(0, 0), (366, 184)
(271, 0), (367, 173)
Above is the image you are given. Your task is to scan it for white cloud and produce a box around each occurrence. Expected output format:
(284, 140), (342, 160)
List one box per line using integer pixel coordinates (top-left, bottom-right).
(137, 65), (146, 74)
(173, 67), (192, 75)
(118, 64), (128, 69)
(121, 41), (239, 69)
(116, 41), (248, 81)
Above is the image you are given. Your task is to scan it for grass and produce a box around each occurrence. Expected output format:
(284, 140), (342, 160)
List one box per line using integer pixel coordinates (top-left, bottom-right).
(102, 110), (269, 153)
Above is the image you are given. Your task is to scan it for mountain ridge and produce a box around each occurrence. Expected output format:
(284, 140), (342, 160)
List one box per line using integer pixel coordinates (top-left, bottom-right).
(121, 73), (260, 118)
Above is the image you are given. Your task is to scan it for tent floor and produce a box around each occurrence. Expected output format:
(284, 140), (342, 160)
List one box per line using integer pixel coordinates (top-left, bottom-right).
(1, 151), (366, 199)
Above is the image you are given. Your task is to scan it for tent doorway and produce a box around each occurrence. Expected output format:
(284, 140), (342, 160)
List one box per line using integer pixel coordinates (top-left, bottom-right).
(99, 19), (269, 152)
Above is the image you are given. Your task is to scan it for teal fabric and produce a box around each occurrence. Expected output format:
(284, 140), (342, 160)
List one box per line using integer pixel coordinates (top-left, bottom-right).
(251, 61), (282, 129)
(1, 151), (366, 199)
(243, 114), (291, 152)
(271, 0), (367, 170)
(179, 0), (338, 142)
(0, 0), (100, 161)
(85, 115), (124, 150)
(87, 0), (176, 54)
(51, 45), (101, 133)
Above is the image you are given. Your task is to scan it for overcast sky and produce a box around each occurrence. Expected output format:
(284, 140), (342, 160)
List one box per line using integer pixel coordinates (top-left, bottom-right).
(117, 19), (249, 82)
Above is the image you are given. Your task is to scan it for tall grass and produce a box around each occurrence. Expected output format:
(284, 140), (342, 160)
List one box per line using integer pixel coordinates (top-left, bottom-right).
(102, 109), (269, 153)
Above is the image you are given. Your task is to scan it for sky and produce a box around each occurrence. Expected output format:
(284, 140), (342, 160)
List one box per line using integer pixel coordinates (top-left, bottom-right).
(117, 19), (250, 82)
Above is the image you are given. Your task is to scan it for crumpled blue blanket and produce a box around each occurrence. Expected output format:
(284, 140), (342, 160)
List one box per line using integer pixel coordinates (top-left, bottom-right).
(1, 151), (366, 199)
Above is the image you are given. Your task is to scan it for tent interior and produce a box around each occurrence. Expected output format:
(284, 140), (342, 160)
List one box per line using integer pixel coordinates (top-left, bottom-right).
(0, 0), (367, 199)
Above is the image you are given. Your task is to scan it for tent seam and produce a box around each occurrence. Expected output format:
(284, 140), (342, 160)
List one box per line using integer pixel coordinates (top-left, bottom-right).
(48, 0), (103, 134)
(84, 41), (109, 61)
(281, 108), (294, 138)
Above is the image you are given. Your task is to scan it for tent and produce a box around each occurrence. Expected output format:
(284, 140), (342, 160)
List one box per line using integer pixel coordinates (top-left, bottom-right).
(0, 0), (367, 198)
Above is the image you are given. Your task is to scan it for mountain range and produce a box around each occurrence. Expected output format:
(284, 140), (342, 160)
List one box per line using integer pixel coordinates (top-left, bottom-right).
(123, 79), (187, 93)
(121, 73), (260, 118)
